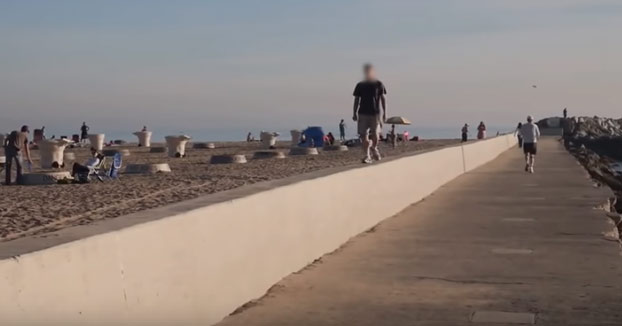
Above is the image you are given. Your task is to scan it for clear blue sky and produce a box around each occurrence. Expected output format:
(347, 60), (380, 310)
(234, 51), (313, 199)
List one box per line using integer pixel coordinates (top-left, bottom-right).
(1, 0), (621, 139)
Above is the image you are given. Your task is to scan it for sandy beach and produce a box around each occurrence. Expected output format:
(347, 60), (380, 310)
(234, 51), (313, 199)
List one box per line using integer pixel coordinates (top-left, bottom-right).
(0, 139), (459, 241)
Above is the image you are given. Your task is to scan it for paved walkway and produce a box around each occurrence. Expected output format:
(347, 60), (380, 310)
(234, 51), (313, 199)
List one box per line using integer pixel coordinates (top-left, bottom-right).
(217, 138), (622, 326)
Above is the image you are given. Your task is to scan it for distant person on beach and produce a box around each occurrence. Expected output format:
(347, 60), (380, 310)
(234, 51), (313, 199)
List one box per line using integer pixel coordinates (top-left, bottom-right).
(71, 148), (101, 177)
(326, 132), (335, 145)
(142, 125), (147, 132)
(339, 119), (346, 141)
(477, 121), (486, 139)
(563, 108), (568, 119)
(4, 125), (32, 185)
(246, 132), (253, 142)
(515, 122), (523, 148)
(352, 63), (387, 164)
(519, 115), (541, 173)
(461, 124), (469, 142)
(80, 122), (89, 143)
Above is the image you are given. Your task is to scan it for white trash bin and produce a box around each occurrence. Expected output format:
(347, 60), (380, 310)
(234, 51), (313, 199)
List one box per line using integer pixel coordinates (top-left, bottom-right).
(87, 134), (105, 151)
(260, 132), (279, 149)
(164, 135), (191, 157)
(133, 131), (153, 147)
(38, 139), (73, 168)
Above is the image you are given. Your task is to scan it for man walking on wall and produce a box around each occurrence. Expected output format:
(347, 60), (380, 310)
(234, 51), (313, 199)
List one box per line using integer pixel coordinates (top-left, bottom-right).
(519, 115), (541, 173)
(352, 63), (387, 164)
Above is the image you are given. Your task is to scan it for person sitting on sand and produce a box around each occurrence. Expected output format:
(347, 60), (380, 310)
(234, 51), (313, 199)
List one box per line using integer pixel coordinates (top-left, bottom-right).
(71, 148), (102, 177)
(326, 132), (335, 145)
(142, 126), (147, 132)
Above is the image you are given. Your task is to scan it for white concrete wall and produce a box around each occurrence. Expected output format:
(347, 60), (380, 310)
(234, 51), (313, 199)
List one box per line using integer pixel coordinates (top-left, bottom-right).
(0, 134), (516, 326)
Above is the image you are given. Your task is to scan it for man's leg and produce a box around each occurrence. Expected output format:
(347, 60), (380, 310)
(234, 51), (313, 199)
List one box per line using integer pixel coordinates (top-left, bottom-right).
(14, 153), (23, 185)
(5, 154), (13, 185)
(358, 117), (371, 163)
(370, 116), (382, 160)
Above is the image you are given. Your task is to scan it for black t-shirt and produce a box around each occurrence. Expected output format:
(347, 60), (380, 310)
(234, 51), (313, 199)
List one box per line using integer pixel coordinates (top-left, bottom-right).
(353, 80), (386, 116)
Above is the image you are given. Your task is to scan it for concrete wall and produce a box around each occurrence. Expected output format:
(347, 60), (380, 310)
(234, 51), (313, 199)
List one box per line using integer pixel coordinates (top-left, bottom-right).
(0, 134), (516, 326)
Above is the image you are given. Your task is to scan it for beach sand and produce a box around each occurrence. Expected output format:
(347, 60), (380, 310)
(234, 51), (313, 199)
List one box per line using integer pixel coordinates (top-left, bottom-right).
(0, 139), (459, 241)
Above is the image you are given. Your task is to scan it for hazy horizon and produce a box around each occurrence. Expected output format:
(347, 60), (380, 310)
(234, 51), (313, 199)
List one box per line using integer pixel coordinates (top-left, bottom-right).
(2, 0), (621, 138)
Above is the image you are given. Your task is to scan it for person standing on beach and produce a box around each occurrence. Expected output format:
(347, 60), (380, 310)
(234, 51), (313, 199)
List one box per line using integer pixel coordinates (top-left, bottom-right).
(563, 108), (568, 119)
(80, 122), (89, 143)
(519, 115), (541, 173)
(515, 122), (523, 148)
(477, 121), (487, 139)
(461, 124), (469, 142)
(353, 63), (387, 164)
(4, 125), (32, 185)
(339, 119), (346, 141)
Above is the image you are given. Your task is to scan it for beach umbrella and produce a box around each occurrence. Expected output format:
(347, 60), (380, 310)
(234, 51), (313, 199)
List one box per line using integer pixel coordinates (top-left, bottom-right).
(385, 116), (411, 148)
(385, 116), (412, 125)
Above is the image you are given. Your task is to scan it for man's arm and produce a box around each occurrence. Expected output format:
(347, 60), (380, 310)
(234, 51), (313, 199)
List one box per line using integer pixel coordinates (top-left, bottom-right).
(353, 97), (360, 121)
(380, 94), (387, 122)
(24, 139), (32, 163)
(535, 125), (541, 140)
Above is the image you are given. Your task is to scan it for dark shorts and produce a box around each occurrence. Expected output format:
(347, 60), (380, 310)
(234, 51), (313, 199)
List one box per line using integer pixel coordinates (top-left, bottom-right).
(523, 142), (537, 155)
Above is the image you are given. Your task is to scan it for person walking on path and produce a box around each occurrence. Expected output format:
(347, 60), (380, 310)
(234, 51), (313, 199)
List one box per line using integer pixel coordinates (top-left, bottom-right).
(515, 122), (523, 148)
(4, 125), (32, 185)
(461, 124), (469, 142)
(519, 115), (541, 173)
(352, 63), (387, 164)
(339, 119), (346, 141)
(477, 121), (487, 139)
(80, 122), (89, 143)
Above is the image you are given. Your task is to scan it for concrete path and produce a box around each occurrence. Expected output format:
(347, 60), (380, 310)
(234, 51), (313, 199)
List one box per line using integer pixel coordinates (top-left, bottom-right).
(217, 138), (622, 326)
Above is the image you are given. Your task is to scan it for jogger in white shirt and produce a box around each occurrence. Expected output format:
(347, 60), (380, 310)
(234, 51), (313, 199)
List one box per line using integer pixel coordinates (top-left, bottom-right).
(518, 115), (541, 173)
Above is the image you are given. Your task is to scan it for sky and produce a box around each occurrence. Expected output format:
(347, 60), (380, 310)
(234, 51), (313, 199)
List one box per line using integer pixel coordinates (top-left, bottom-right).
(1, 0), (622, 140)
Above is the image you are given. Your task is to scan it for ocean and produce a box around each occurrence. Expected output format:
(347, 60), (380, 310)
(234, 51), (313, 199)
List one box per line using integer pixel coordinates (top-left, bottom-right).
(46, 126), (513, 143)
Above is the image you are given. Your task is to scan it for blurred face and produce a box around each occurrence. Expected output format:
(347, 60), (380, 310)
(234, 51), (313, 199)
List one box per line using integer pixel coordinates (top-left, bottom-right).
(364, 66), (375, 80)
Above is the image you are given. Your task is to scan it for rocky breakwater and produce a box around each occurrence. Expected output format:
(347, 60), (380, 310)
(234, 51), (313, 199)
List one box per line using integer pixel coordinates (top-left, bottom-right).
(558, 116), (622, 235)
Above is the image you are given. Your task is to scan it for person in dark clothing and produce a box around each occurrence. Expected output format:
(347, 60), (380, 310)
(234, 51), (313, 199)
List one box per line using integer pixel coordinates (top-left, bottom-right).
(4, 125), (32, 185)
(515, 122), (523, 148)
(352, 63), (387, 164)
(461, 124), (469, 142)
(339, 119), (346, 141)
(80, 122), (89, 142)
(563, 108), (568, 119)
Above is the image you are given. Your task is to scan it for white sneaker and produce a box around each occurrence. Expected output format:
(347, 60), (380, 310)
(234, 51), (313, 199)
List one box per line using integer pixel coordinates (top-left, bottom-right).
(371, 148), (382, 161)
(529, 166), (534, 173)
(362, 157), (372, 164)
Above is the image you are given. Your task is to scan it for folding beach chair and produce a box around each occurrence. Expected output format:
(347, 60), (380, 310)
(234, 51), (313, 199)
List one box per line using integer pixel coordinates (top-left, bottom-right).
(75, 156), (106, 183)
(107, 152), (122, 180)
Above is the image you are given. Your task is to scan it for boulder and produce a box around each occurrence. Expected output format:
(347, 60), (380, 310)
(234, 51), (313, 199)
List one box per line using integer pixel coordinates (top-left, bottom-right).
(21, 171), (72, 185)
(210, 154), (247, 164)
(103, 149), (130, 157)
(193, 142), (216, 149)
(289, 147), (319, 156)
(323, 145), (348, 152)
(253, 151), (286, 159)
(149, 147), (166, 153)
(125, 163), (172, 174)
